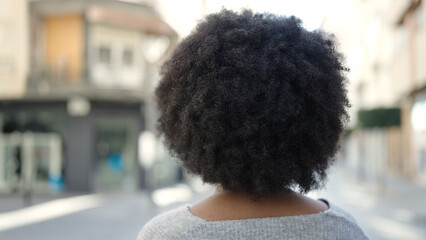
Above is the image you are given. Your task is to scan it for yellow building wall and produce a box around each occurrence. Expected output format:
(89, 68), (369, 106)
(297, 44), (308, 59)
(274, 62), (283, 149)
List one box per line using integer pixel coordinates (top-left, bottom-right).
(45, 15), (83, 83)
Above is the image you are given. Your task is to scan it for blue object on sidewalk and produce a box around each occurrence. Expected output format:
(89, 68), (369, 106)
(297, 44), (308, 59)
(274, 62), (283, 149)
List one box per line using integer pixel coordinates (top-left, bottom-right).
(108, 153), (124, 173)
(48, 175), (64, 193)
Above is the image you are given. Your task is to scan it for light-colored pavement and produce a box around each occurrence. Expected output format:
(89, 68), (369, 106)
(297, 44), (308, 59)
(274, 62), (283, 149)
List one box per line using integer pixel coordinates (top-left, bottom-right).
(0, 165), (425, 240)
(312, 165), (426, 240)
(0, 186), (209, 240)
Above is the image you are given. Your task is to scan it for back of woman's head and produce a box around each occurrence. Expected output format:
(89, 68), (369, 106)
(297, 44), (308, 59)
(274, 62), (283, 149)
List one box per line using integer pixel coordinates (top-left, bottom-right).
(155, 9), (349, 199)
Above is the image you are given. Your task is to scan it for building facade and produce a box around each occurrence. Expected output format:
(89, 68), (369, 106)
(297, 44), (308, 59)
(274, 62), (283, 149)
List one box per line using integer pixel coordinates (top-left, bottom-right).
(323, 0), (426, 183)
(0, 0), (178, 194)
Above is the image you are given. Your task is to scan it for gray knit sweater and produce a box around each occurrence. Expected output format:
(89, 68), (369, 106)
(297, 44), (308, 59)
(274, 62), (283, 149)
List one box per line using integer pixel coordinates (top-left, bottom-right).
(137, 201), (368, 240)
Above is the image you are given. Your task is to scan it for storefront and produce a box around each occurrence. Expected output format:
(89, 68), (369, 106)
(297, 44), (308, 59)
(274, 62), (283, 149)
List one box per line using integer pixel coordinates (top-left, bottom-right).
(0, 101), (145, 194)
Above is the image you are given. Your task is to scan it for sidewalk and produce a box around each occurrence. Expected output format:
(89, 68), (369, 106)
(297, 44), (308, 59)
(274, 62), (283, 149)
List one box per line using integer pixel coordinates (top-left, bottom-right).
(0, 168), (425, 240)
(0, 184), (210, 240)
(318, 164), (426, 240)
(331, 164), (426, 215)
(0, 192), (84, 213)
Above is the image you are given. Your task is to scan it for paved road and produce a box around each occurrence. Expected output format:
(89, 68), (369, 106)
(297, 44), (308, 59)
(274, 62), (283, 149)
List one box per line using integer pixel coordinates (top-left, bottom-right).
(0, 166), (425, 240)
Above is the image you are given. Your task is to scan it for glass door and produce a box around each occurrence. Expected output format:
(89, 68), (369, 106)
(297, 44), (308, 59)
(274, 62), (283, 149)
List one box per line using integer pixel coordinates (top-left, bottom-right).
(94, 118), (138, 192)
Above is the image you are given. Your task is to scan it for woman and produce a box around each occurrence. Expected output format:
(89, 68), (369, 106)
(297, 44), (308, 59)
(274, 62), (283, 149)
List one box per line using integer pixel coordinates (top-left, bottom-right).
(138, 9), (368, 240)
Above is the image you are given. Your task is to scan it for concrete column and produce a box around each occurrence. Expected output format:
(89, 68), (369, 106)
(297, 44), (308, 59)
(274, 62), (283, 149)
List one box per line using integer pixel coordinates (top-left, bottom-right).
(66, 114), (94, 192)
(401, 99), (415, 178)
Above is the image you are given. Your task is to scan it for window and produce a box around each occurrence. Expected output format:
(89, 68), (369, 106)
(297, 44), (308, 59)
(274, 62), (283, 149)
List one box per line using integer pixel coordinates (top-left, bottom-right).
(122, 48), (134, 66)
(98, 46), (111, 65)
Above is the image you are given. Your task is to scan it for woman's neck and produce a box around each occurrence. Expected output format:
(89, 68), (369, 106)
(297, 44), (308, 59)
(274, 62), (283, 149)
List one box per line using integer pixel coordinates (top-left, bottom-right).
(189, 185), (329, 222)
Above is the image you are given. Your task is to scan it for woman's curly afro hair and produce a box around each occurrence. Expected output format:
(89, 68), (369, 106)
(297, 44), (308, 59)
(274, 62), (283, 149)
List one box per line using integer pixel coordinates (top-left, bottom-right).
(155, 9), (349, 198)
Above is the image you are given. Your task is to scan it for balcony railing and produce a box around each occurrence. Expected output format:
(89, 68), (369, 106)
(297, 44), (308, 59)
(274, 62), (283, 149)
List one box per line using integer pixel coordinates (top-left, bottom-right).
(26, 63), (147, 102)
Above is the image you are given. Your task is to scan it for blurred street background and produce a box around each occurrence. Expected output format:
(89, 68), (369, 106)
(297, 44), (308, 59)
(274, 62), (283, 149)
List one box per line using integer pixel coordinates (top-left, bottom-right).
(0, 0), (426, 239)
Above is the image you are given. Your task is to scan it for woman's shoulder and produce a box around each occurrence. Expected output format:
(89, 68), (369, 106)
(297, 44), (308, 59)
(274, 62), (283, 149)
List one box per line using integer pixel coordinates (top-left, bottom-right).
(137, 200), (369, 240)
(323, 200), (360, 224)
(137, 205), (203, 240)
(315, 200), (368, 239)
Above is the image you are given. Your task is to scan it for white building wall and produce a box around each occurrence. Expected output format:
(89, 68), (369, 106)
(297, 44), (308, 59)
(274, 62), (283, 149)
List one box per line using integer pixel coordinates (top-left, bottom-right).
(323, 0), (426, 181)
(0, 0), (28, 99)
(416, 4), (426, 88)
(323, 0), (426, 111)
(89, 24), (145, 89)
